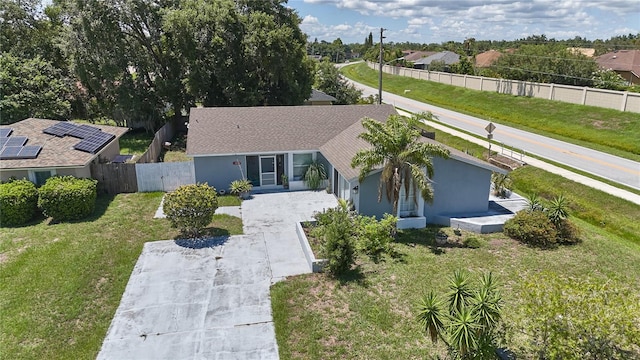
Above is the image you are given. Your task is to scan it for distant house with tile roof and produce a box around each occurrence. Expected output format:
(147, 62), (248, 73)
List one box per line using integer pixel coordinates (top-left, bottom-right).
(475, 50), (503, 68)
(186, 105), (505, 230)
(596, 50), (640, 85)
(0, 119), (128, 185)
(413, 51), (460, 70)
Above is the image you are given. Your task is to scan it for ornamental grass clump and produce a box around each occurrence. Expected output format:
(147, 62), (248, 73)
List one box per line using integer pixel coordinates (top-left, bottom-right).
(164, 183), (218, 238)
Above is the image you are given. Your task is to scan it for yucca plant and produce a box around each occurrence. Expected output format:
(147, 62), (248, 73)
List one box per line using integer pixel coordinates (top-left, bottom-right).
(416, 270), (503, 359)
(491, 172), (512, 198)
(547, 194), (569, 225)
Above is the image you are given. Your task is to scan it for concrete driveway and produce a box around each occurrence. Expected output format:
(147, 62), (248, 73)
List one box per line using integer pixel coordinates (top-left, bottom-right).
(97, 191), (337, 360)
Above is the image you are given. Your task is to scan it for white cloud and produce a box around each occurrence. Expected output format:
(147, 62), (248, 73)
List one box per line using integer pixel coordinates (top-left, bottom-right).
(302, 15), (320, 25)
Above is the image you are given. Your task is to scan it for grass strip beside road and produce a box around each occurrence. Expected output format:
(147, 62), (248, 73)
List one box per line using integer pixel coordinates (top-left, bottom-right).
(0, 192), (242, 359)
(342, 63), (640, 162)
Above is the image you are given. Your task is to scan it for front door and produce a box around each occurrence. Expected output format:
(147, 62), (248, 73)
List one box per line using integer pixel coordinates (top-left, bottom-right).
(260, 155), (276, 186)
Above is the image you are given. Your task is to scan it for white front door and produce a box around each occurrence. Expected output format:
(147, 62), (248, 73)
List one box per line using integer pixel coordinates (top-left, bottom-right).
(260, 156), (276, 186)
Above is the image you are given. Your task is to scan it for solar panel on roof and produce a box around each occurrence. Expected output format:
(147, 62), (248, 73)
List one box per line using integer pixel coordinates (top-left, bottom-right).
(0, 146), (22, 159)
(5, 136), (27, 147)
(43, 122), (78, 137)
(0, 128), (13, 137)
(73, 132), (115, 154)
(18, 146), (42, 159)
(67, 124), (101, 139)
(0, 138), (8, 148)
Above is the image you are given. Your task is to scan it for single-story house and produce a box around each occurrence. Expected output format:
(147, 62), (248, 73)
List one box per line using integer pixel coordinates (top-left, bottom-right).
(186, 105), (506, 229)
(413, 51), (460, 70)
(0, 118), (128, 185)
(403, 51), (437, 62)
(305, 89), (337, 105)
(595, 50), (640, 85)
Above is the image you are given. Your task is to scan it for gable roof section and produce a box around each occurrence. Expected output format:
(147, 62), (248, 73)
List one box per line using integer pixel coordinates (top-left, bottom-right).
(0, 118), (128, 170)
(414, 51), (460, 66)
(307, 89), (337, 102)
(596, 50), (640, 73)
(404, 51), (437, 62)
(475, 50), (502, 68)
(187, 105), (397, 156)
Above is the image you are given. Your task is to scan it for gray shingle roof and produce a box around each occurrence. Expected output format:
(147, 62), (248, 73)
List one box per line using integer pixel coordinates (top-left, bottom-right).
(186, 105), (397, 156)
(307, 89), (337, 102)
(0, 118), (128, 170)
(414, 51), (460, 66)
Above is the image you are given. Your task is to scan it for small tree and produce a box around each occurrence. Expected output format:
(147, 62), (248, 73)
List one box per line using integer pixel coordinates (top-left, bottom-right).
(313, 199), (356, 276)
(417, 270), (503, 359)
(164, 183), (218, 238)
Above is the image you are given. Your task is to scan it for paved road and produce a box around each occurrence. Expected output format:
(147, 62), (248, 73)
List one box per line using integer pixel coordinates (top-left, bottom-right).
(346, 78), (640, 191)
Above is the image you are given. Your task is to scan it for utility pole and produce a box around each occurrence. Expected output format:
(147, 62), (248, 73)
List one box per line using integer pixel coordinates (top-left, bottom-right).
(378, 27), (386, 105)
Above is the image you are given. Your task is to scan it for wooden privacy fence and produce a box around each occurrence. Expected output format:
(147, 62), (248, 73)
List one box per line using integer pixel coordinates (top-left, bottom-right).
(136, 121), (175, 163)
(136, 161), (195, 192)
(91, 163), (138, 194)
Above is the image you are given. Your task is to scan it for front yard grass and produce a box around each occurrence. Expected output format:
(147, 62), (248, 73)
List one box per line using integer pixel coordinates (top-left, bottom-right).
(342, 63), (640, 161)
(0, 192), (242, 359)
(272, 219), (640, 359)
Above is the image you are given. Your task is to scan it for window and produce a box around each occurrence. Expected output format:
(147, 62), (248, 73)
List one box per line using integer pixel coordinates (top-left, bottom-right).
(399, 183), (417, 217)
(30, 170), (55, 186)
(292, 153), (313, 181)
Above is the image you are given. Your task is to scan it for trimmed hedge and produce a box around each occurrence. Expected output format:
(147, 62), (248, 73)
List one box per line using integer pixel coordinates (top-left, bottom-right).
(38, 176), (98, 221)
(164, 183), (218, 238)
(0, 179), (38, 226)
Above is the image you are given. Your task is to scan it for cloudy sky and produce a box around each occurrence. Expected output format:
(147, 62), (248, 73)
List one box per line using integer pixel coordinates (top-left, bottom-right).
(290, 0), (639, 44)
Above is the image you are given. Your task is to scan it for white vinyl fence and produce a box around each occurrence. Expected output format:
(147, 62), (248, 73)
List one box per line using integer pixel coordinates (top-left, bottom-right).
(367, 62), (640, 113)
(136, 161), (195, 192)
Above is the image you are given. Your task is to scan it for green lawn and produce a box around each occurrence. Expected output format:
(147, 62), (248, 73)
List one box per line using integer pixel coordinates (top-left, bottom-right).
(342, 63), (640, 161)
(0, 192), (242, 359)
(272, 219), (640, 359)
(118, 128), (155, 155)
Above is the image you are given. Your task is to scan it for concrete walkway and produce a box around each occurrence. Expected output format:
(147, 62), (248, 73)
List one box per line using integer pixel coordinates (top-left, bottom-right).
(97, 191), (337, 360)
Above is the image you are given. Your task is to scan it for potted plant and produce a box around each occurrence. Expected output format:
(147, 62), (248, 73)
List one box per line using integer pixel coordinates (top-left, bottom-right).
(229, 179), (253, 200)
(282, 174), (289, 189)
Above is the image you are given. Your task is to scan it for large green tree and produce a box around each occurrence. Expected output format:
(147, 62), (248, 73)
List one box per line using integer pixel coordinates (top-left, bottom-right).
(351, 113), (449, 215)
(0, 54), (71, 124)
(65, 0), (313, 129)
(314, 60), (362, 104)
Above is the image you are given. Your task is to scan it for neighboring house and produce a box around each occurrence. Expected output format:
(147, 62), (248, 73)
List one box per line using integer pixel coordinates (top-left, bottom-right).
(305, 89), (337, 105)
(413, 51), (460, 70)
(475, 50), (503, 68)
(596, 50), (640, 85)
(186, 105), (506, 230)
(0, 118), (128, 185)
(403, 51), (437, 62)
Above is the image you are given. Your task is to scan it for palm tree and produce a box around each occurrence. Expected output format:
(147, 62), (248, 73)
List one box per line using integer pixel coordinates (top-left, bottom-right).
(351, 113), (450, 215)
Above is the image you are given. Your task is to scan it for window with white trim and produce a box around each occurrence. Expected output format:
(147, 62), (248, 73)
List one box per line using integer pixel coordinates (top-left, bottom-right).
(292, 153), (313, 181)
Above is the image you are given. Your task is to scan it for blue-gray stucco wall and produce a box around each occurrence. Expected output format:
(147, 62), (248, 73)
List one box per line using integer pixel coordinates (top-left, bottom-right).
(425, 157), (491, 221)
(193, 155), (246, 192)
(357, 171), (394, 219)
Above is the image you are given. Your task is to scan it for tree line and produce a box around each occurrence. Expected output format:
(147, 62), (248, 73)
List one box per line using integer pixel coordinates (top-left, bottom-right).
(1, 0), (315, 128)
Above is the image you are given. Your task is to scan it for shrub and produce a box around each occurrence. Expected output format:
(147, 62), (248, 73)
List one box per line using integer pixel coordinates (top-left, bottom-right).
(0, 179), (38, 226)
(164, 183), (218, 238)
(229, 179), (252, 198)
(356, 213), (397, 263)
(491, 172), (512, 198)
(555, 218), (581, 244)
(38, 176), (97, 221)
(463, 236), (485, 249)
(503, 210), (557, 248)
(313, 199), (356, 276)
(516, 272), (640, 359)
